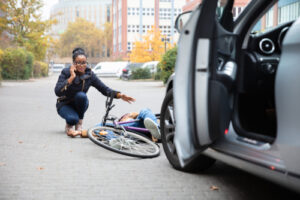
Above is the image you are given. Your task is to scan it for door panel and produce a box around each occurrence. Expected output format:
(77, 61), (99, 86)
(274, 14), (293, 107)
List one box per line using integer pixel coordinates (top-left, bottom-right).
(174, 0), (237, 166)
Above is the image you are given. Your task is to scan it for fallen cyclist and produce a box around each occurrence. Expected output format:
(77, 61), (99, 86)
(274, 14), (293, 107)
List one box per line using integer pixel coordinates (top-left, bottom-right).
(73, 108), (161, 142)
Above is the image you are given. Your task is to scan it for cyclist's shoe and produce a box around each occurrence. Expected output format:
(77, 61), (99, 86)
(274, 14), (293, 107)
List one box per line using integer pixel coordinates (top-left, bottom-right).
(65, 124), (75, 137)
(75, 119), (83, 132)
(80, 130), (88, 138)
(144, 118), (161, 139)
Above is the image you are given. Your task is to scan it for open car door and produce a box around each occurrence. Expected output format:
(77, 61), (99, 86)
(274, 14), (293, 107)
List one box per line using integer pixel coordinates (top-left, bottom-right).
(174, 0), (237, 167)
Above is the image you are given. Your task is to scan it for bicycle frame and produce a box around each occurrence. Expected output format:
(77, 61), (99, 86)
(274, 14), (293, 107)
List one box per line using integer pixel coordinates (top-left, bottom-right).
(102, 92), (152, 136)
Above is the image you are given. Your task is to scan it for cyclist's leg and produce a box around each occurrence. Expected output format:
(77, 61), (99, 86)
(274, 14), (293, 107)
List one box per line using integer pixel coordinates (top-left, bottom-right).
(138, 109), (161, 139)
(137, 108), (158, 125)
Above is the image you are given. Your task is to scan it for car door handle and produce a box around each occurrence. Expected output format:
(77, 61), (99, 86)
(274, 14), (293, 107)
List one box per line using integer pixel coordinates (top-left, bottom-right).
(197, 68), (208, 72)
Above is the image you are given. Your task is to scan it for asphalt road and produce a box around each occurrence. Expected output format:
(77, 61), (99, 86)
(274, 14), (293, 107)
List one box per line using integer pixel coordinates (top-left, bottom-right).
(0, 74), (299, 200)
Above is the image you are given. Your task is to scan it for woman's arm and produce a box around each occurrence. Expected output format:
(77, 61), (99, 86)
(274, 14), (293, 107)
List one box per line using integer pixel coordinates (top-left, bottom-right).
(91, 72), (118, 97)
(91, 72), (135, 103)
(54, 66), (77, 97)
(116, 92), (135, 103)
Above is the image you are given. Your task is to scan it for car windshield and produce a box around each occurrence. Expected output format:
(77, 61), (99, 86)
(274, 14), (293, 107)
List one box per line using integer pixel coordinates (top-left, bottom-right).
(251, 0), (300, 34)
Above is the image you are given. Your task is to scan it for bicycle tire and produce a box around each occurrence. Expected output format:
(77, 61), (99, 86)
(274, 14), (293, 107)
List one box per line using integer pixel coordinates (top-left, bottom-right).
(88, 126), (160, 158)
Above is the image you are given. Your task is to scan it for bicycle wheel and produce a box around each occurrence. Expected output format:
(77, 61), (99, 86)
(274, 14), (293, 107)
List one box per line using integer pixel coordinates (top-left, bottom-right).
(88, 126), (160, 158)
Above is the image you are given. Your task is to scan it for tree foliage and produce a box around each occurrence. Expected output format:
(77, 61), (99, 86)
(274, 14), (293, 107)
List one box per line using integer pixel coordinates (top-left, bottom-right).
(1, 0), (55, 60)
(130, 28), (172, 63)
(158, 46), (177, 83)
(1, 48), (34, 80)
(57, 19), (112, 58)
(131, 68), (151, 80)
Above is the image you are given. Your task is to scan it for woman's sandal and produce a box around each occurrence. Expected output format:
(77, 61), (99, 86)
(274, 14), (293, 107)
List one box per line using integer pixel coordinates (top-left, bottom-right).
(65, 124), (76, 137)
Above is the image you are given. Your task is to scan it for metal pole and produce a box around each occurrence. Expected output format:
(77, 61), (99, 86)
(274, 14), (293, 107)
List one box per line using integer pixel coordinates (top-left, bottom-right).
(164, 35), (166, 53)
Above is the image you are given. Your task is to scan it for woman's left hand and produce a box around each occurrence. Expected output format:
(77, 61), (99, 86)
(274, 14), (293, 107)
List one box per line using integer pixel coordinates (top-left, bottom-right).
(118, 93), (135, 104)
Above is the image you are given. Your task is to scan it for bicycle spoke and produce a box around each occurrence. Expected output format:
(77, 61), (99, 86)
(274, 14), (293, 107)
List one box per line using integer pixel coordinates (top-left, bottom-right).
(88, 126), (160, 158)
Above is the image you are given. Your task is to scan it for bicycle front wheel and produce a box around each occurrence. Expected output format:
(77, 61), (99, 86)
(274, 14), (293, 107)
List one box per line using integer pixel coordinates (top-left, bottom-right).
(88, 126), (160, 158)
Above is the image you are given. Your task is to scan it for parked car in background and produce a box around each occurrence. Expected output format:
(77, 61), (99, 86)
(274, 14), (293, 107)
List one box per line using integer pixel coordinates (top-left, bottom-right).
(141, 61), (159, 74)
(50, 64), (65, 73)
(160, 0), (300, 193)
(92, 61), (128, 77)
(121, 63), (144, 80)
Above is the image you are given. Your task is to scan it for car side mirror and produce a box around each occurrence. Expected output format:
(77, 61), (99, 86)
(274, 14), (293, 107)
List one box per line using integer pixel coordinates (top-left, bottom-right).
(175, 11), (192, 34)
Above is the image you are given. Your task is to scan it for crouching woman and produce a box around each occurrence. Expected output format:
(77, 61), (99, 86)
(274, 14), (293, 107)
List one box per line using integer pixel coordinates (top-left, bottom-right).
(54, 48), (135, 137)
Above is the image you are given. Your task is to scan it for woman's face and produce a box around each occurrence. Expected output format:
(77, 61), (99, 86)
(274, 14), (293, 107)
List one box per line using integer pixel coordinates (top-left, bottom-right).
(74, 55), (87, 74)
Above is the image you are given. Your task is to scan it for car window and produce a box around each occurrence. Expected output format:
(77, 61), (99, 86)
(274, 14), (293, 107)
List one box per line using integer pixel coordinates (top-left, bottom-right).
(251, 0), (300, 34)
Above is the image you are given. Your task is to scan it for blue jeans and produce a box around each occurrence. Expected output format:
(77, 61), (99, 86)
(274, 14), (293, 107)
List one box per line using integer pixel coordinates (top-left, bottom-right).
(58, 92), (89, 125)
(97, 108), (158, 128)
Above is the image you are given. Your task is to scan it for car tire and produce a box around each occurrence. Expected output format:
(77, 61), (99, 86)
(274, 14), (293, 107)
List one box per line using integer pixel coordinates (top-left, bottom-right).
(160, 88), (216, 172)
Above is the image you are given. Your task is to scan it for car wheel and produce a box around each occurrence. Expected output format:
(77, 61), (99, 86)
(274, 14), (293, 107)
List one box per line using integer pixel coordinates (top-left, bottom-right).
(160, 88), (216, 172)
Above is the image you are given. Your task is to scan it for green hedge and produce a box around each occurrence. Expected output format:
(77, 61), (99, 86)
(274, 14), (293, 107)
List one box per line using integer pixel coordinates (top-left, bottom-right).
(157, 46), (177, 83)
(0, 49), (3, 83)
(1, 48), (34, 80)
(33, 61), (48, 77)
(131, 68), (151, 80)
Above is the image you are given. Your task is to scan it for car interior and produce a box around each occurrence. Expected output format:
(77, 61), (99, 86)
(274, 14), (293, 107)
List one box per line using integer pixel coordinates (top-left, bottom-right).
(225, 0), (299, 143)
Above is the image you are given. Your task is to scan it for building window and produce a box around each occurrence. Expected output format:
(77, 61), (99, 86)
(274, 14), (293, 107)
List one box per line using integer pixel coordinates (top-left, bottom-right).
(278, 1), (300, 24)
(266, 7), (274, 28)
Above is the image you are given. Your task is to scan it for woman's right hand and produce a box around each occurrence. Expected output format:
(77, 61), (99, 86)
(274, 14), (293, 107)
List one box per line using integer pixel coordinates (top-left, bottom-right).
(70, 65), (77, 78)
(68, 65), (77, 84)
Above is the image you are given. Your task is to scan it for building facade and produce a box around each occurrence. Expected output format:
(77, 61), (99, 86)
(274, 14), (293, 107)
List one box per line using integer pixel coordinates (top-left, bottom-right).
(182, 0), (250, 19)
(112, 0), (185, 59)
(49, 0), (112, 64)
(260, 0), (300, 31)
(50, 0), (111, 39)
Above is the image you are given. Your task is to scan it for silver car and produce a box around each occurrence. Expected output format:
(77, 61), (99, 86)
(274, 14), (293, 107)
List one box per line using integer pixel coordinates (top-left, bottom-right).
(160, 0), (300, 192)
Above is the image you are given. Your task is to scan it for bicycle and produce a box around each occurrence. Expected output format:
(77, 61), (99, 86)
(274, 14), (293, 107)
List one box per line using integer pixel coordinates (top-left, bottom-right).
(87, 92), (160, 158)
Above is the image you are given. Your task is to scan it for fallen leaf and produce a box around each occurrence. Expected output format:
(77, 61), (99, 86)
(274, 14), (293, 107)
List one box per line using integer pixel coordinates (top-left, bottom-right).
(18, 141), (23, 144)
(0, 163), (6, 166)
(69, 150), (72, 152)
(37, 167), (44, 170)
(210, 185), (219, 191)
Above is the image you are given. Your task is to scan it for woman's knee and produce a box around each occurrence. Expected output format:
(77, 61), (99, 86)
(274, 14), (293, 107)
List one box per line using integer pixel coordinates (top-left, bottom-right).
(66, 115), (79, 125)
(75, 92), (87, 101)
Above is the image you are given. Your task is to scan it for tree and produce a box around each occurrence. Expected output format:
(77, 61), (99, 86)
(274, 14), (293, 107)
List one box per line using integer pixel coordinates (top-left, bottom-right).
(130, 28), (171, 63)
(1, 0), (55, 60)
(57, 18), (110, 59)
(103, 22), (112, 57)
(158, 46), (177, 83)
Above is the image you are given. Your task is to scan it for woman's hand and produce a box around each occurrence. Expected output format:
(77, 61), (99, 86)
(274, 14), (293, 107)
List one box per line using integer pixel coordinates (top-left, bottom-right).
(68, 65), (77, 84)
(70, 65), (76, 78)
(117, 93), (135, 104)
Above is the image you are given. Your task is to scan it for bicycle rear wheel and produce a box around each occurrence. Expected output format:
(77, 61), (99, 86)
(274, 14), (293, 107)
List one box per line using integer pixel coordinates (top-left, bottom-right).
(88, 126), (160, 158)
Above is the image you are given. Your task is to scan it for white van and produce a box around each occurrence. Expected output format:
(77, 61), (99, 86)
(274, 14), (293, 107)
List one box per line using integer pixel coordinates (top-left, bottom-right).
(50, 64), (65, 73)
(141, 61), (159, 74)
(92, 61), (128, 77)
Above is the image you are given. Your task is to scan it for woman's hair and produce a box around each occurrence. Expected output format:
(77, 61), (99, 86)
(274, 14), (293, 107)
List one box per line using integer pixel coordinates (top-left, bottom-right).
(72, 47), (87, 61)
